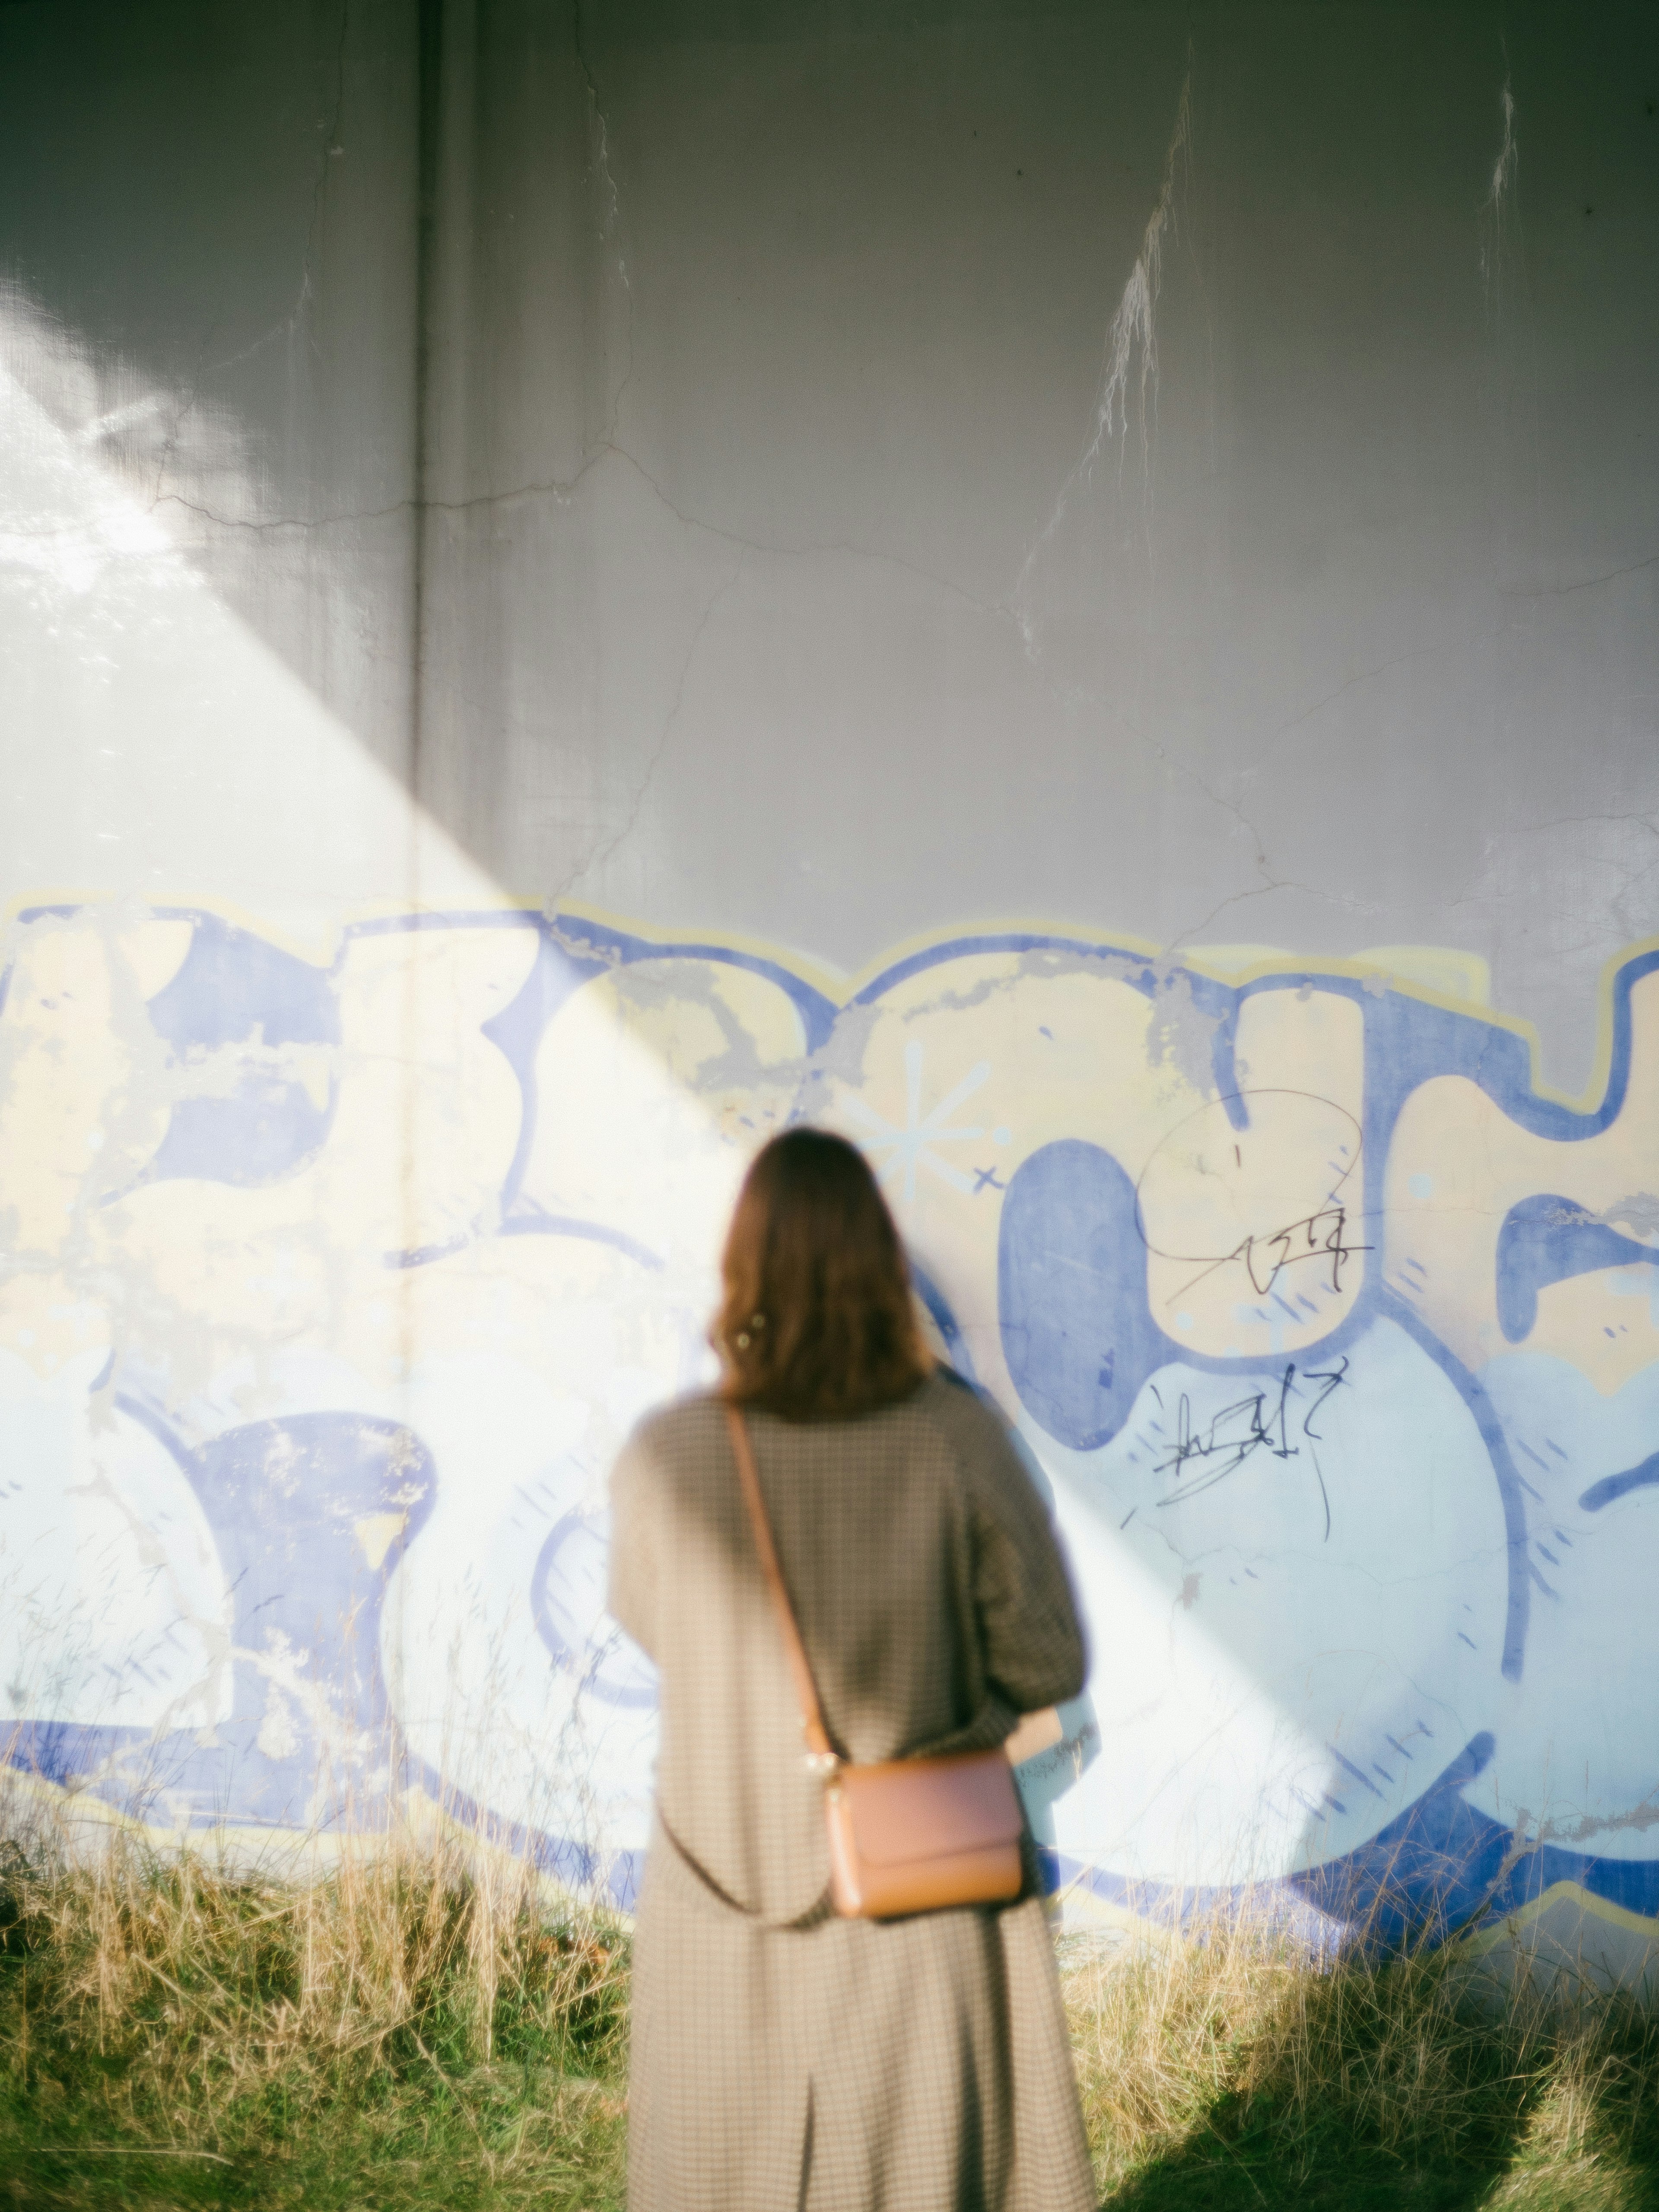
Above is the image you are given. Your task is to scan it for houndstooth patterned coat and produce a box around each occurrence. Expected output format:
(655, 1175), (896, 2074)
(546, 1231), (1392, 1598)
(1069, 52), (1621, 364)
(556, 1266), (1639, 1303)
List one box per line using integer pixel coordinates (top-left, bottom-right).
(608, 1370), (1095, 2212)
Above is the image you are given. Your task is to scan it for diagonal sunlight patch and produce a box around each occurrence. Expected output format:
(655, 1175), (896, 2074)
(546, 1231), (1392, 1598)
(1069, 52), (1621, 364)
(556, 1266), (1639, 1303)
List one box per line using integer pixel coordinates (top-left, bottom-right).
(0, 300), (780, 1899)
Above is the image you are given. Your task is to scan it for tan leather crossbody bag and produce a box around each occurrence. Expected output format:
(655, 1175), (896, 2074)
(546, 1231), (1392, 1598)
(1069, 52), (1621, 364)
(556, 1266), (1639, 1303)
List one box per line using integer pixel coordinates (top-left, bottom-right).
(725, 1403), (1025, 1920)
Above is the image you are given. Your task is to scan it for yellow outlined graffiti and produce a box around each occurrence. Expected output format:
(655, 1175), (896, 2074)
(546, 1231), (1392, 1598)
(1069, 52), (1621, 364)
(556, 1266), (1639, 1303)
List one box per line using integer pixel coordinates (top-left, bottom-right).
(1, 894), (1656, 1936)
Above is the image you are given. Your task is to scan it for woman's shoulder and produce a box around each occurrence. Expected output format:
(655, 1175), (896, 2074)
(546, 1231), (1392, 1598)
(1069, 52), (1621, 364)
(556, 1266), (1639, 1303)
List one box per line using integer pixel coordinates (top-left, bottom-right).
(912, 1369), (1060, 1525)
(623, 1373), (1015, 1466)
(621, 1389), (728, 1468)
(909, 1365), (1017, 1457)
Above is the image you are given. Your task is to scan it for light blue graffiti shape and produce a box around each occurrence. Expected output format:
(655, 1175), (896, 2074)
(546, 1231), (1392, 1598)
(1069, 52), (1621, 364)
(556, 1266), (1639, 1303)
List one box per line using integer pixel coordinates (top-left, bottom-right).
(843, 1038), (991, 1201)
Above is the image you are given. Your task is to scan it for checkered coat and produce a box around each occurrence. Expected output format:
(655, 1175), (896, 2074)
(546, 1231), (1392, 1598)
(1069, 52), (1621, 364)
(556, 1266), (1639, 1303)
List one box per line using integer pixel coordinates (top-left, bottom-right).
(608, 1371), (1095, 2212)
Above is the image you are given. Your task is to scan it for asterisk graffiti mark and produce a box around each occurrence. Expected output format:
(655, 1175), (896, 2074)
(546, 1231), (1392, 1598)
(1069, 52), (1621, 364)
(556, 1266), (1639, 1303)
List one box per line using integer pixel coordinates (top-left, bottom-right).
(845, 1040), (991, 1202)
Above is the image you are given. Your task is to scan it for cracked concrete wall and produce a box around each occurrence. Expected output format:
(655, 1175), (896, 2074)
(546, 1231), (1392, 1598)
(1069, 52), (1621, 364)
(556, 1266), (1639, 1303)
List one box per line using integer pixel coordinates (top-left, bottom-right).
(401, 0), (1656, 1095)
(2, 2), (1656, 1086)
(2, 0), (1658, 1970)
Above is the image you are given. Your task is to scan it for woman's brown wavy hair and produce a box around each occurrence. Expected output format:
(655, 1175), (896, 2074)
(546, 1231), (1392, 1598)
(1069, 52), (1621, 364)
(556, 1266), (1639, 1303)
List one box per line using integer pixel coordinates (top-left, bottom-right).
(714, 1128), (933, 1422)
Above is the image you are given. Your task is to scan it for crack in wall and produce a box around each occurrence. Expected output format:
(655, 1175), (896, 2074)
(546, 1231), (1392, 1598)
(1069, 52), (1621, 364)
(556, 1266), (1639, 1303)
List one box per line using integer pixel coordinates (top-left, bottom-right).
(1163, 871), (1382, 963)
(1012, 58), (1192, 656)
(158, 0), (353, 510)
(178, 9), (350, 414)
(1258, 640), (1456, 760)
(1505, 550), (1659, 600)
(309, 0), (353, 321)
(1479, 69), (1516, 316)
(573, 6), (635, 454)
(150, 438), (1013, 629)
(146, 318), (221, 515)
(548, 559), (745, 912)
(1513, 812), (1659, 845)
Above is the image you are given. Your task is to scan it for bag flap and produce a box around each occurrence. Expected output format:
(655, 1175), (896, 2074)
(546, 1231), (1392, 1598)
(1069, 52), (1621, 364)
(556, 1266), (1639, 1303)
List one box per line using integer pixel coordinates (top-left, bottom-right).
(839, 1752), (1023, 1867)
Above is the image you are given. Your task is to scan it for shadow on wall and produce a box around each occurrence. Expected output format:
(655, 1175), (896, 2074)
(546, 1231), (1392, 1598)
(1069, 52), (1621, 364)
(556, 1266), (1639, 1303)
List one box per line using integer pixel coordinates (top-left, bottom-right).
(2, 894), (1658, 1954)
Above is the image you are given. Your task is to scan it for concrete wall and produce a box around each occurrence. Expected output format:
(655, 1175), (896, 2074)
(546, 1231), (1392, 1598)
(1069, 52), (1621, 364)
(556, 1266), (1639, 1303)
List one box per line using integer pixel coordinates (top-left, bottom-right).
(2, 0), (1656, 1956)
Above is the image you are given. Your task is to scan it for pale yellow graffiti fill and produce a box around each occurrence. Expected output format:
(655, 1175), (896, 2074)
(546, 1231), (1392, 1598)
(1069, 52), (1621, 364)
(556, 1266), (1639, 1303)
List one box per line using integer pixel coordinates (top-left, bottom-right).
(1386, 969), (1659, 1389)
(3, 896), (1657, 1927)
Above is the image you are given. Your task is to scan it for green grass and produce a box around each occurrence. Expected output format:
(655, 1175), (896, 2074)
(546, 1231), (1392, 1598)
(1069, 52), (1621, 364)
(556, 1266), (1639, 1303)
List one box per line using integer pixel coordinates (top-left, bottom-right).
(0, 1837), (629, 2212)
(4, 1839), (1659, 2209)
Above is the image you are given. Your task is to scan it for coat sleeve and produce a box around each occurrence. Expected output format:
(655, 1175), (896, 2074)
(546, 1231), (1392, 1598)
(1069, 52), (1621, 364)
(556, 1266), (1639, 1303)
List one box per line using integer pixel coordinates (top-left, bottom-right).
(955, 1392), (1088, 1716)
(606, 1424), (661, 1660)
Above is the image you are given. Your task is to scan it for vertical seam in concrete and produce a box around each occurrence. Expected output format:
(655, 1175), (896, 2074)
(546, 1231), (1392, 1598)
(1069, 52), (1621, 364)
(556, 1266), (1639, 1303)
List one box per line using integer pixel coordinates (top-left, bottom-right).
(411, 0), (446, 855)
(397, 0), (448, 1476)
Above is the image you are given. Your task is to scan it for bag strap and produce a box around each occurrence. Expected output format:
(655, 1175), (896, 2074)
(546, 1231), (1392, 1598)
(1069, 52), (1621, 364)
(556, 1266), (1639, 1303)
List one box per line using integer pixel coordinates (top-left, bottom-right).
(725, 1402), (839, 1772)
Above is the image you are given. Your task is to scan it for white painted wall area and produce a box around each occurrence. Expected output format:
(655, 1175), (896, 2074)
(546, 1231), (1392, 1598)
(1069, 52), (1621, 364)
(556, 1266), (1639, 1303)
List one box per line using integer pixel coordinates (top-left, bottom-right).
(1, 0), (1657, 1956)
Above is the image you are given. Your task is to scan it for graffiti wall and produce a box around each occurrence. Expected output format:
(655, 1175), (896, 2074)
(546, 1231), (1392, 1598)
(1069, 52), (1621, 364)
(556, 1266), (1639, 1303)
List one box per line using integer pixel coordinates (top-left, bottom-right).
(4, 897), (1656, 1947)
(3, 0), (1657, 1992)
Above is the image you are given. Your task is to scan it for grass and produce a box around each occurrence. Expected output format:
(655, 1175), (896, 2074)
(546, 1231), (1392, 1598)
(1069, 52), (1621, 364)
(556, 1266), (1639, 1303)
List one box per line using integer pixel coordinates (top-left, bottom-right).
(0, 1834), (630, 2212)
(3, 1836), (1659, 2209)
(1065, 1913), (1659, 2210)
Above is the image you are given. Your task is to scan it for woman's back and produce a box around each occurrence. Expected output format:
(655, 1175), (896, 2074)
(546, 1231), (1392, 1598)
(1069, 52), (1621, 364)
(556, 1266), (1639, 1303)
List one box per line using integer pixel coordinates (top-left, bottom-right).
(609, 1370), (1084, 1928)
(608, 1127), (1095, 2212)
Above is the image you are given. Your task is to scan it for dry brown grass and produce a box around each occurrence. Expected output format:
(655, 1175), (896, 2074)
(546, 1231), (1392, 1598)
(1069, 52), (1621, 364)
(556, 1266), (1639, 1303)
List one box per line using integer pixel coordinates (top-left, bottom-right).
(1062, 1909), (1659, 2208)
(0, 1830), (629, 2210)
(7, 1834), (1659, 2210)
